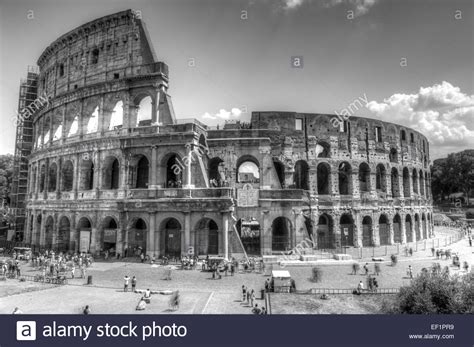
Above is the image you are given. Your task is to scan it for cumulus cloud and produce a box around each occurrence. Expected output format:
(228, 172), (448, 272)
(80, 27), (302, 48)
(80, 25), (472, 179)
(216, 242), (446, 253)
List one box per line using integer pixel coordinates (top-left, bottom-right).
(201, 108), (243, 120)
(323, 0), (379, 17)
(282, 0), (305, 10)
(366, 81), (474, 156)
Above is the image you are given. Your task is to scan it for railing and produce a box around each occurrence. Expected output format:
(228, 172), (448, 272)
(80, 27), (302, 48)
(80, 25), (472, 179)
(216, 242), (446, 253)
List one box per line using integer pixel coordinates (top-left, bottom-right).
(297, 288), (399, 295)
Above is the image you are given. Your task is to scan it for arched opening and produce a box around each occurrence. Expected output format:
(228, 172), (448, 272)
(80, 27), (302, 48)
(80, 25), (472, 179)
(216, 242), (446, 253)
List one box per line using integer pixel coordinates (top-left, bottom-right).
(237, 157), (260, 184)
(208, 157), (225, 187)
(425, 172), (430, 198)
(161, 218), (182, 257)
(43, 117), (51, 144)
(129, 218), (147, 255)
(39, 165), (46, 192)
(67, 116), (79, 137)
(317, 214), (334, 249)
(362, 216), (373, 247)
(77, 217), (92, 253)
(136, 96), (152, 126)
(375, 164), (386, 192)
(109, 100), (124, 130)
(35, 215), (42, 245)
(136, 156), (149, 188)
(101, 217), (118, 255)
(412, 168), (418, 194)
(316, 141), (330, 158)
(317, 162), (330, 194)
(53, 125), (62, 141)
(103, 157), (120, 189)
(44, 216), (54, 249)
(338, 162), (352, 195)
(271, 217), (291, 252)
(79, 159), (94, 190)
(414, 213), (421, 241)
(389, 148), (398, 163)
(86, 106), (99, 134)
(340, 214), (354, 247)
(379, 214), (390, 245)
(31, 167), (37, 193)
(405, 214), (413, 243)
(48, 163), (57, 192)
(294, 160), (309, 190)
(166, 154), (183, 187)
(236, 218), (261, 255)
(422, 213), (427, 239)
(393, 214), (402, 243)
(391, 168), (400, 197)
(273, 159), (285, 188)
(195, 218), (219, 255)
(400, 129), (406, 141)
(359, 162), (370, 193)
(419, 170), (425, 196)
(57, 216), (71, 252)
(61, 160), (74, 191)
(403, 167), (410, 197)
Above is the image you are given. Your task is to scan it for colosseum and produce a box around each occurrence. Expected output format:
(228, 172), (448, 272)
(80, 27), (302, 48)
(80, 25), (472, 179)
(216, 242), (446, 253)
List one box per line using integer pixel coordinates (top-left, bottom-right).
(24, 10), (434, 259)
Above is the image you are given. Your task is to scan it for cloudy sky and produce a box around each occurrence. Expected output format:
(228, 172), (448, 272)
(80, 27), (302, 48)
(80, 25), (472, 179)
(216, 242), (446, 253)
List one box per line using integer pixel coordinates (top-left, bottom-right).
(0, 0), (472, 159)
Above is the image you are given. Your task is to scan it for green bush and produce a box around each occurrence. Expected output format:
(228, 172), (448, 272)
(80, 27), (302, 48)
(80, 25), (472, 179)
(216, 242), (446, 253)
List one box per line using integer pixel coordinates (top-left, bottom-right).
(384, 272), (473, 314)
(310, 267), (323, 283)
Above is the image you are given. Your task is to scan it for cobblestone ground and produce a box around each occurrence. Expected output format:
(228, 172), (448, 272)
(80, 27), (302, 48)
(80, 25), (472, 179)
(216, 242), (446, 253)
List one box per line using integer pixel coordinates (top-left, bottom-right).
(0, 227), (472, 314)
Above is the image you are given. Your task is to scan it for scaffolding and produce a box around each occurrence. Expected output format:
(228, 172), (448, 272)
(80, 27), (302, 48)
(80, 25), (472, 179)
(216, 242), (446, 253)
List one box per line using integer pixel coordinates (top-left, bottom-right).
(10, 66), (39, 240)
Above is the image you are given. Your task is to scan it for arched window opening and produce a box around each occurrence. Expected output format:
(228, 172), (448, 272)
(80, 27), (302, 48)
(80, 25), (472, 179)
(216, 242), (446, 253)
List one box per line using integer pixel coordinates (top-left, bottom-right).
(237, 160), (259, 184)
(359, 162), (370, 193)
(317, 163), (330, 194)
(136, 96), (152, 126)
(136, 156), (149, 188)
(109, 101), (124, 130)
(294, 160), (309, 190)
(338, 162), (352, 195)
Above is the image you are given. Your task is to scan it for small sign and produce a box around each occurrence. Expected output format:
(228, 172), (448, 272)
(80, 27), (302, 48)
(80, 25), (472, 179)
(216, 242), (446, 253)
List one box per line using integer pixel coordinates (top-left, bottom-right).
(237, 183), (259, 207)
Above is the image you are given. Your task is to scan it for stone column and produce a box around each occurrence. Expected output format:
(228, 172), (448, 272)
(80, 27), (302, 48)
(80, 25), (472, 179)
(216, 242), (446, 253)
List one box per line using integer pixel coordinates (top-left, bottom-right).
(39, 212), (46, 247)
(150, 145), (157, 188)
(372, 220), (380, 246)
(223, 212), (229, 260)
(354, 213), (362, 248)
(148, 212), (156, 256)
(52, 214), (58, 249)
(74, 153), (80, 199)
(400, 213), (407, 244)
(56, 157), (61, 199)
(332, 213), (341, 249)
(184, 212), (191, 256)
(388, 219), (395, 245)
(184, 144), (193, 188)
(94, 151), (101, 194)
(352, 169), (360, 198)
(43, 158), (49, 199)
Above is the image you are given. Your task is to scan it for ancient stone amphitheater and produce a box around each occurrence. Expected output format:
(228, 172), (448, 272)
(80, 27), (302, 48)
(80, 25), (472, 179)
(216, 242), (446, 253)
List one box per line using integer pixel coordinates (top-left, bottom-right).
(25, 10), (434, 258)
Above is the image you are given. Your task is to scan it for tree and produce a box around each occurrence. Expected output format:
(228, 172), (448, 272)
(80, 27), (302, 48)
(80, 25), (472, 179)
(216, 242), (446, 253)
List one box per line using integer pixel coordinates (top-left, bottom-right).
(384, 268), (473, 314)
(0, 154), (14, 226)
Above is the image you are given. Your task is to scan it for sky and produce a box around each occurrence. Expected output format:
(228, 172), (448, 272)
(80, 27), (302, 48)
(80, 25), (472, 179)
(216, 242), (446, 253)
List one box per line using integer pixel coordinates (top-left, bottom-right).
(0, 0), (472, 159)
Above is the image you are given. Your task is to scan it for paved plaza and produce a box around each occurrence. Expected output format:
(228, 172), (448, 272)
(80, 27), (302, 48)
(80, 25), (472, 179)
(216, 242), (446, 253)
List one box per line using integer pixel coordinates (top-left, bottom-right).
(0, 227), (472, 314)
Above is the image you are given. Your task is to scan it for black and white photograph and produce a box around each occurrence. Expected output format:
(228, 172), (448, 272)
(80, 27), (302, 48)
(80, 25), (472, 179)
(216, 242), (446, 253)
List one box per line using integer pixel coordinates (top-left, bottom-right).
(0, 0), (472, 334)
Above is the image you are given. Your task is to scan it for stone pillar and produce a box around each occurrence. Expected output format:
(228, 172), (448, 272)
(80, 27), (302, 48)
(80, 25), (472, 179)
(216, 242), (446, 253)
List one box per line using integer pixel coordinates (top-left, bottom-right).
(94, 151), (101, 193)
(39, 212), (46, 247)
(90, 213), (98, 254)
(352, 169), (360, 198)
(154, 221), (161, 257)
(43, 158), (49, 199)
(308, 168), (317, 193)
(372, 220), (380, 246)
(354, 213), (362, 248)
(284, 169), (294, 189)
(223, 212), (229, 260)
(388, 219), (394, 245)
(148, 212), (156, 256)
(184, 212), (191, 256)
(150, 145), (157, 188)
(332, 213), (341, 249)
(56, 157), (61, 199)
(52, 214), (58, 249)
(61, 107), (67, 144)
(261, 211), (272, 255)
(400, 214), (407, 244)
(184, 144), (193, 188)
(99, 94), (105, 133)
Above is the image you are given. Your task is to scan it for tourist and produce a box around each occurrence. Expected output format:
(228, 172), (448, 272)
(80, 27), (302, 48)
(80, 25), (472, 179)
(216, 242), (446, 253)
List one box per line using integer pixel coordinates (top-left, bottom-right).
(363, 263), (369, 275)
(230, 263), (235, 276)
(373, 278), (379, 292)
(407, 265), (413, 279)
(409, 248), (413, 256)
(144, 288), (151, 303)
(131, 276), (137, 292)
(250, 289), (256, 307)
(12, 307), (23, 314)
(431, 247), (435, 257)
(242, 285), (247, 301)
(124, 275), (130, 292)
(469, 237), (472, 247)
(83, 305), (90, 315)
(71, 266), (75, 279)
(246, 289), (251, 305)
(357, 280), (364, 294)
(140, 253), (145, 263)
(264, 279), (270, 292)
(136, 297), (146, 311)
(252, 304), (261, 314)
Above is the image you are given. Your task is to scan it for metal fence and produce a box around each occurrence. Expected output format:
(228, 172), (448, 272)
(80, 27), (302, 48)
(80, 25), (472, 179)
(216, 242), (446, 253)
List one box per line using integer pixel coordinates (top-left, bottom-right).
(315, 232), (465, 260)
(296, 288), (400, 295)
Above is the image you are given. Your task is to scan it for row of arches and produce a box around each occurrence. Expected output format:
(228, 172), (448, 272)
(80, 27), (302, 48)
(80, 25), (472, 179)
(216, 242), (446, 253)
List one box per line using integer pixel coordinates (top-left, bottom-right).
(35, 95), (156, 149)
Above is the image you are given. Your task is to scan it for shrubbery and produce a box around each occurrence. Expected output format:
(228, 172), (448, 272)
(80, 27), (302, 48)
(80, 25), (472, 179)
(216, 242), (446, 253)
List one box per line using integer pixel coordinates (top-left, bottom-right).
(383, 267), (473, 314)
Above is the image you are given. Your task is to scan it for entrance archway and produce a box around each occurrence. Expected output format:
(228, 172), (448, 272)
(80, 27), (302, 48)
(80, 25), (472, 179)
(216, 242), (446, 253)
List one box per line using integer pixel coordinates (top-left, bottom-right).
(317, 214), (334, 249)
(271, 217), (291, 252)
(129, 218), (147, 255)
(405, 214), (413, 242)
(101, 217), (118, 254)
(362, 216), (373, 247)
(236, 218), (261, 255)
(422, 213), (427, 239)
(162, 218), (182, 257)
(44, 216), (54, 249)
(57, 216), (71, 252)
(393, 214), (402, 243)
(195, 218), (219, 255)
(340, 214), (354, 247)
(379, 214), (390, 245)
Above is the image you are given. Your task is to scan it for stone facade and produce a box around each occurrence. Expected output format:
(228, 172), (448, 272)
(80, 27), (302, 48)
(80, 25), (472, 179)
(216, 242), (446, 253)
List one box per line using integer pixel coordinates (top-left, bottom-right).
(24, 10), (434, 258)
